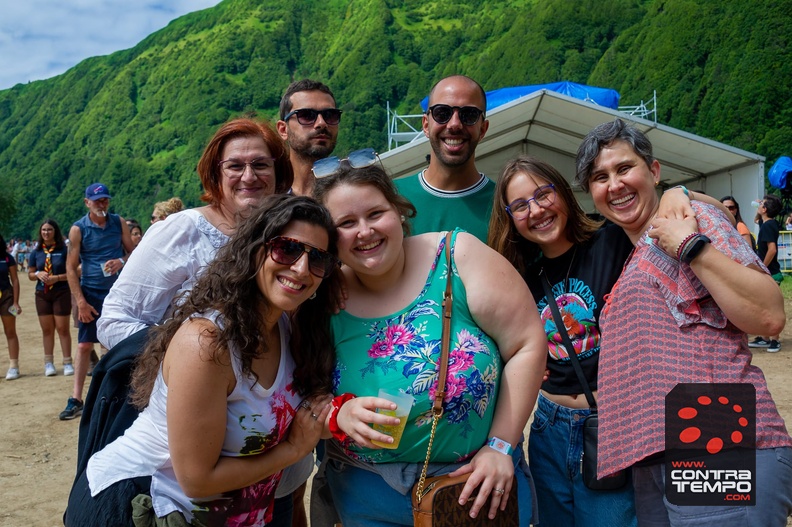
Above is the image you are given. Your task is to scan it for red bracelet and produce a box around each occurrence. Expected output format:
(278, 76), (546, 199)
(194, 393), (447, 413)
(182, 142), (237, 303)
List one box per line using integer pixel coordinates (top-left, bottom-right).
(329, 393), (356, 442)
(675, 232), (699, 260)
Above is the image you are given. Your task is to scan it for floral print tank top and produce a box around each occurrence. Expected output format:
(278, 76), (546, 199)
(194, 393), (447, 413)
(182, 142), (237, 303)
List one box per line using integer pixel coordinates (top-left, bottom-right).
(331, 230), (502, 463)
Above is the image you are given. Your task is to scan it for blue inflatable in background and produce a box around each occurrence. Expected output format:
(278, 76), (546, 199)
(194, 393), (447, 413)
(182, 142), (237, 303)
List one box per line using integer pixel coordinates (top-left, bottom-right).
(769, 156), (792, 191)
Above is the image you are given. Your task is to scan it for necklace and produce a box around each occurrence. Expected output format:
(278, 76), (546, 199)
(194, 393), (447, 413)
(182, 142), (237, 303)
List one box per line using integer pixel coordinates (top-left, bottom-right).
(563, 247), (577, 294)
(540, 246), (577, 297)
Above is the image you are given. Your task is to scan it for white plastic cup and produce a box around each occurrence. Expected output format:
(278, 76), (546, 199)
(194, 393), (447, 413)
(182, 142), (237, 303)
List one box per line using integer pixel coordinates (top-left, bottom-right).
(371, 389), (414, 449)
(102, 261), (113, 277)
(8, 305), (18, 317)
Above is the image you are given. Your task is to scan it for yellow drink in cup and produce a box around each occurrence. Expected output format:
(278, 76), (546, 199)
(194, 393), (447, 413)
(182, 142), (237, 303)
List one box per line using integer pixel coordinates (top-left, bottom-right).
(371, 389), (413, 449)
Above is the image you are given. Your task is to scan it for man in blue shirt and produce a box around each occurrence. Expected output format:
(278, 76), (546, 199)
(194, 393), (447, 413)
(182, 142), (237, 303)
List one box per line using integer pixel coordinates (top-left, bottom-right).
(60, 183), (133, 420)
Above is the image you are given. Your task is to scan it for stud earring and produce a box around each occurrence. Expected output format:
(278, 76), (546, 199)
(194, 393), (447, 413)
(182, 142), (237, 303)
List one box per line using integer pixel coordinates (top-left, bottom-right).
(400, 215), (406, 223)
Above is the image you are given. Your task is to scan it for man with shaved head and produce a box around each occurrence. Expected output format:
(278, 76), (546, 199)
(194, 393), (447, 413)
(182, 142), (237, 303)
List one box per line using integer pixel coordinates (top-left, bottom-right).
(395, 74), (494, 241)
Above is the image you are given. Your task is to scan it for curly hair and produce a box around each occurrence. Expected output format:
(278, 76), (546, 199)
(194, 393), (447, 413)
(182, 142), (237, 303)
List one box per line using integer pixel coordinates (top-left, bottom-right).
(488, 156), (601, 275)
(312, 163), (416, 235)
(130, 194), (339, 409)
(152, 197), (184, 221)
(197, 118), (294, 206)
(36, 218), (66, 250)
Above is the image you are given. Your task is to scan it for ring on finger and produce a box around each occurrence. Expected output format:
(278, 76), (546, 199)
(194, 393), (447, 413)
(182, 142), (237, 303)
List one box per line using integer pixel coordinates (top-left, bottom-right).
(311, 412), (318, 420)
(299, 400), (312, 411)
(493, 488), (505, 495)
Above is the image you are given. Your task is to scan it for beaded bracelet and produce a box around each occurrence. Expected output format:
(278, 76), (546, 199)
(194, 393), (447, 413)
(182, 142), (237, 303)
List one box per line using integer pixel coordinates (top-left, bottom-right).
(680, 234), (711, 263)
(675, 232), (699, 260)
(678, 234), (704, 262)
(329, 392), (356, 442)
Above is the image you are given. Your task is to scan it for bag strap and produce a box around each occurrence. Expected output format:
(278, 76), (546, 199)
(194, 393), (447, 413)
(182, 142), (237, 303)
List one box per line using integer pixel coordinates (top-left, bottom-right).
(415, 231), (454, 503)
(540, 270), (597, 410)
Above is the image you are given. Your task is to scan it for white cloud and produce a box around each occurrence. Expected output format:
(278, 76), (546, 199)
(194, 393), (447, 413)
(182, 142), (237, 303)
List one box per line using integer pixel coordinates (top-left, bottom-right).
(0, 0), (222, 90)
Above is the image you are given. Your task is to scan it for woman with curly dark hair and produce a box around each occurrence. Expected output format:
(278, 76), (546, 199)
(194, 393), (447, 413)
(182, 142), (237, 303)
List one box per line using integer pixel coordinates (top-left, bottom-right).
(70, 195), (340, 527)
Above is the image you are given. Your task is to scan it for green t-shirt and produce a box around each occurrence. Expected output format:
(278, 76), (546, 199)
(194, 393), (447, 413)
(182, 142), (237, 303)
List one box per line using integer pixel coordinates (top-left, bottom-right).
(395, 171), (495, 242)
(331, 230), (502, 463)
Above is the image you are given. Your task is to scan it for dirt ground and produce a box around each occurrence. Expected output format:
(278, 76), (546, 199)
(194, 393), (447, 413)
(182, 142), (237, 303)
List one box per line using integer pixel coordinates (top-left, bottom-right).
(2, 277), (792, 527)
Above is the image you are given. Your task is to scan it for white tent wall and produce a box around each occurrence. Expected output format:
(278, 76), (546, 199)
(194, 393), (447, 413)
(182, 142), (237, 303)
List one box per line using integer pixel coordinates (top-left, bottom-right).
(703, 163), (766, 237)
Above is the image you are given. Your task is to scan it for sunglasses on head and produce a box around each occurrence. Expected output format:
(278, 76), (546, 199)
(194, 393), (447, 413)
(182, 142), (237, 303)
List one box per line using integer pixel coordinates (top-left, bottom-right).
(426, 104), (484, 126)
(267, 236), (339, 279)
(312, 148), (379, 179)
(283, 108), (342, 126)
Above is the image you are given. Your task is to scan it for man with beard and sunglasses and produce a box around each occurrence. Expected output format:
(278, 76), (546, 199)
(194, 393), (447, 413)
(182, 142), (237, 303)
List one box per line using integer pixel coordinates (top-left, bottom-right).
(278, 79), (341, 196)
(395, 74), (494, 241)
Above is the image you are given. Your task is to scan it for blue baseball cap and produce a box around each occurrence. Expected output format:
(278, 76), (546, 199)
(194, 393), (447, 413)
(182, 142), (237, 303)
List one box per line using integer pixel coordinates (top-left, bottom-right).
(85, 183), (112, 200)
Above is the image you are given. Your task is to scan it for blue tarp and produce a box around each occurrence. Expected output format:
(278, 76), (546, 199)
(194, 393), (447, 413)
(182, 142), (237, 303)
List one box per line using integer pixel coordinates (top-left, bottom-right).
(768, 156), (792, 191)
(420, 81), (620, 112)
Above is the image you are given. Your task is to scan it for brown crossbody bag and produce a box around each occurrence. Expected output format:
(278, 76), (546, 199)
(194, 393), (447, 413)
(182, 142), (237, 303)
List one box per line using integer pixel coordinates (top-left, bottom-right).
(411, 232), (519, 527)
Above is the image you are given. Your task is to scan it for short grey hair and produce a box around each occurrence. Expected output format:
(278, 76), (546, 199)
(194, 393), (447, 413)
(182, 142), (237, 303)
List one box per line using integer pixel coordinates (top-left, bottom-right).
(575, 118), (655, 191)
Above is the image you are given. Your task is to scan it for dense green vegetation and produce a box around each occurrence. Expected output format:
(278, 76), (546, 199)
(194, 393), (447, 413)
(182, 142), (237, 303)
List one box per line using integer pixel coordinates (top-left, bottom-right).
(0, 0), (789, 236)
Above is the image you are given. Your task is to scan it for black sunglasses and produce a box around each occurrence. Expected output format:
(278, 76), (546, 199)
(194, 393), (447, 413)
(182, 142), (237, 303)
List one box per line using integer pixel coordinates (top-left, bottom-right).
(283, 108), (343, 126)
(427, 104), (484, 126)
(267, 236), (339, 279)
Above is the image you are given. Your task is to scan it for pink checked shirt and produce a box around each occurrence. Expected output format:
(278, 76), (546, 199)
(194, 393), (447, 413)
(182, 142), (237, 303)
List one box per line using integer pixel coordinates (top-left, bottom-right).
(597, 202), (792, 477)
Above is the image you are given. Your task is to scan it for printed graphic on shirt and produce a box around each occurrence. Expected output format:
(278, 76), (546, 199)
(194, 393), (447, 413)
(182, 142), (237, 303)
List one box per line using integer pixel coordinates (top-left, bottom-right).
(536, 278), (600, 361)
(190, 391), (295, 526)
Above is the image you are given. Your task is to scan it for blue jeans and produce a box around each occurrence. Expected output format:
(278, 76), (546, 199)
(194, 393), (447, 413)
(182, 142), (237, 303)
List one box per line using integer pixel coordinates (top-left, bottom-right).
(633, 447), (792, 526)
(529, 393), (637, 527)
(326, 445), (536, 527)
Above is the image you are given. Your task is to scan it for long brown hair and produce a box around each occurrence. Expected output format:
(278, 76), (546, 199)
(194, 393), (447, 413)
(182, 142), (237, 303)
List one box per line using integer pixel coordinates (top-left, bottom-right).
(488, 155), (601, 275)
(130, 194), (339, 408)
(197, 118), (293, 206)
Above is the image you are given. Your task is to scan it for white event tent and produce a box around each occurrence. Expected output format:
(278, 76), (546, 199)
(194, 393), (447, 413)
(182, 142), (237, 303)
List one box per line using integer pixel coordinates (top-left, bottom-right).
(379, 89), (765, 218)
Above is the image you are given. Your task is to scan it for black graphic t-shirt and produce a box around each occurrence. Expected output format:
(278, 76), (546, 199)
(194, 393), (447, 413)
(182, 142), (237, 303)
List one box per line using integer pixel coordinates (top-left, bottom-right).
(523, 223), (633, 395)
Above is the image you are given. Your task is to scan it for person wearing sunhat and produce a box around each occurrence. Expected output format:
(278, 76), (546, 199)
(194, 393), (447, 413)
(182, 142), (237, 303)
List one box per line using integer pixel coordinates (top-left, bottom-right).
(60, 183), (134, 420)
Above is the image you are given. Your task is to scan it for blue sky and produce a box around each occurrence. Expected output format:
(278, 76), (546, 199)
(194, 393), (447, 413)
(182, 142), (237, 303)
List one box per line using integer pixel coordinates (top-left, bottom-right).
(0, 0), (222, 90)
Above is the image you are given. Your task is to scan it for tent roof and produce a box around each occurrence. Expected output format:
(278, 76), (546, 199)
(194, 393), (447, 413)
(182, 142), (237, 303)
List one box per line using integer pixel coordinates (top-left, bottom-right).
(421, 81), (621, 112)
(381, 89), (764, 191)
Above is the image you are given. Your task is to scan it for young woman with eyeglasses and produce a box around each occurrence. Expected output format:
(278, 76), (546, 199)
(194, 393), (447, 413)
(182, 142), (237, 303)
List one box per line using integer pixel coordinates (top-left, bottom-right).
(488, 155), (736, 527)
(312, 164), (546, 527)
(69, 195), (340, 527)
(488, 156), (637, 527)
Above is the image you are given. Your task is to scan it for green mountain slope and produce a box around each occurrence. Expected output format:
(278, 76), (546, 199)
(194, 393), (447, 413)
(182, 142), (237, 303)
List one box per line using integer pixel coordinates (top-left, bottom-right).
(0, 0), (789, 236)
